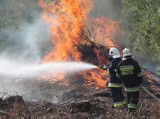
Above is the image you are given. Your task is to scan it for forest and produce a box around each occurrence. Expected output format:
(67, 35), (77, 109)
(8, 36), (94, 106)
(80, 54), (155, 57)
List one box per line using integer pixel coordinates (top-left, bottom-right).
(0, 0), (159, 118)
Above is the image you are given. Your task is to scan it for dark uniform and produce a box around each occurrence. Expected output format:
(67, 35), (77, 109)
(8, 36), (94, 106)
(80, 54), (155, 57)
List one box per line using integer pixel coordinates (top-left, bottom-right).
(107, 57), (125, 107)
(116, 57), (143, 110)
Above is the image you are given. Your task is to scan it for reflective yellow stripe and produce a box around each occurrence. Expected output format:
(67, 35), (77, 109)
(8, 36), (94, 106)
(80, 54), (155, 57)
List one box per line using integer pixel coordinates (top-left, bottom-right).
(114, 100), (126, 107)
(108, 83), (122, 88)
(125, 87), (139, 92)
(128, 103), (138, 108)
(137, 72), (143, 77)
(119, 65), (134, 70)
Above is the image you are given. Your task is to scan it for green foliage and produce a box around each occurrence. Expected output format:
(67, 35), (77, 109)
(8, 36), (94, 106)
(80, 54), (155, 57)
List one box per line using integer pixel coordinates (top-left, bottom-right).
(122, 0), (160, 67)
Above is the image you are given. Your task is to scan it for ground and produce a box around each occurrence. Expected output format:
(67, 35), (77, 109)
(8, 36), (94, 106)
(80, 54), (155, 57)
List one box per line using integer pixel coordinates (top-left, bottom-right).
(0, 88), (160, 119)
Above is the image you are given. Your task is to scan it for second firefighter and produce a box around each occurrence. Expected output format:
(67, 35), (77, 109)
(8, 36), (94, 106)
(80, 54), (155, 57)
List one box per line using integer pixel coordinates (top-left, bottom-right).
(116, 48), (143, 111)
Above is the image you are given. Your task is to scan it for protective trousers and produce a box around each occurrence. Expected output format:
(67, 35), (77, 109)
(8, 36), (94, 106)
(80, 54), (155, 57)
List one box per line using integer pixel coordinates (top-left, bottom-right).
(126, 91), (139, 109)
(110, 87), (125, 107)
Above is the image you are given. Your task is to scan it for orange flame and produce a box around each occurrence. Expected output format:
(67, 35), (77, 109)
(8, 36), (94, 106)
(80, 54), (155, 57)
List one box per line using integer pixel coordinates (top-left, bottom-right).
(38, 0), (124, 89)
(92, 17), (123, 49)
(83, 69), (109, 89)
(39, 0), (93, 61)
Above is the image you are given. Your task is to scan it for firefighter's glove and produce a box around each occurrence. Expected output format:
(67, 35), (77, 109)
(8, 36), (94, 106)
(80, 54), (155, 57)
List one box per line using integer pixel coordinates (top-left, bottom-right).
(99, 65), (103, 69)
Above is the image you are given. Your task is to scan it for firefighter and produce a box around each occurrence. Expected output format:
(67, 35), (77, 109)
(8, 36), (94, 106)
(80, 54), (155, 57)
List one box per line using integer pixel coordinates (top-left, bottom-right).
(101, 47), (125, 107)
(116, 48), (143, 112)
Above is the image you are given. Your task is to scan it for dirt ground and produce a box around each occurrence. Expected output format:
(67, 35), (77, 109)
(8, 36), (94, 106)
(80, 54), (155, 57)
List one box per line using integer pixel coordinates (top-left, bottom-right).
(0, 89), (160, 119)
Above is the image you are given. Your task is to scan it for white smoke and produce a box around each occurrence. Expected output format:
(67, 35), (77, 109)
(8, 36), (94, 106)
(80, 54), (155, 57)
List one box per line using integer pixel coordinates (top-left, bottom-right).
(0, 0), (52, 62)
(91, 0), (122, 20)
(0, 0), (53, 100)
(0, 19), (51, 62)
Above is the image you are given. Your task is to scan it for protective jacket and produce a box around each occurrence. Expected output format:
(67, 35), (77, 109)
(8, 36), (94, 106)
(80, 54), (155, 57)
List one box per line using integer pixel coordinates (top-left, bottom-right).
(100, 52), (125, 107)
(108, 57), (122, 88)
(116, 57), (143, 92)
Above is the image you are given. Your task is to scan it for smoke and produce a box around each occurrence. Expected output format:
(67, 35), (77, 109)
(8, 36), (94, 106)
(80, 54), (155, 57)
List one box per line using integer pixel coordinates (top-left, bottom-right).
(89, 0), (127, 47)
(0, 0), (54, 100)
(1, 20), (51, 62)
(91, 0), (122, 20)
(0, 0), (52, 62)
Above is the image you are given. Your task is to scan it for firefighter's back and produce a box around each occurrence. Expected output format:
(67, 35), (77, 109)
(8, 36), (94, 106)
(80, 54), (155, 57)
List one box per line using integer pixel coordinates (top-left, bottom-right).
(117, 58), (140, 88)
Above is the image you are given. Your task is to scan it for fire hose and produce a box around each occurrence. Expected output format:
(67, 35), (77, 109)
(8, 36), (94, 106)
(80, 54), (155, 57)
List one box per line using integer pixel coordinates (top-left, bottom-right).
(140, 85), (160, 102)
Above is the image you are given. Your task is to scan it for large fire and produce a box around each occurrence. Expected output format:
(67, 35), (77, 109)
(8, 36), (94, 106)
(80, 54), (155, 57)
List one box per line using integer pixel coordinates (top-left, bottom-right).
(38, 0), (124, 89)
(38, 0), (93, 61)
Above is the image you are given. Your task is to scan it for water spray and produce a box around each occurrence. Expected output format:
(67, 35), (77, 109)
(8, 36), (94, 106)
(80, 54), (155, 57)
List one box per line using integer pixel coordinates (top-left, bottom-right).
(0, 59), (97, 79)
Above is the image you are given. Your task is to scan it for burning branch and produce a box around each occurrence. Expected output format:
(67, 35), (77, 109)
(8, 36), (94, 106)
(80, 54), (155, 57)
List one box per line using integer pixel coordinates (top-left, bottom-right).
(79, 28), (110, 59)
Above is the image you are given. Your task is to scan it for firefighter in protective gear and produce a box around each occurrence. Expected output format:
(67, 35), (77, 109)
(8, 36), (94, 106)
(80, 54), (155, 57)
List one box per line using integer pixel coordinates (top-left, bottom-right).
(102, 47), (125, 107)
(116, 48), (143, 112)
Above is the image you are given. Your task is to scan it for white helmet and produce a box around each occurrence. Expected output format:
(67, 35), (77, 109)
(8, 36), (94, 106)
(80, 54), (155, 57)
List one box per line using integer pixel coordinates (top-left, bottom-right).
(123, 48), (132, 57)
(109, 47), (120, 58)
